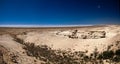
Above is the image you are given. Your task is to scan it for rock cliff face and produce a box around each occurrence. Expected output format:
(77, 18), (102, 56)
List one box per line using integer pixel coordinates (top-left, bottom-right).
(77, 31), (106, 39)
(56, 30), (106, 39)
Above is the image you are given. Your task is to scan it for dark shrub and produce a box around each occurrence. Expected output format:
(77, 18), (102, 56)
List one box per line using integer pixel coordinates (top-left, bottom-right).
(102, 50), (114, 59)
(112, 56), (120, 62)
(115, 49), (120, 56)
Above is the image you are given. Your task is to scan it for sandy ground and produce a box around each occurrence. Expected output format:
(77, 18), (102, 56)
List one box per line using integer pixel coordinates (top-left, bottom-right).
(0, 25), (120, 64)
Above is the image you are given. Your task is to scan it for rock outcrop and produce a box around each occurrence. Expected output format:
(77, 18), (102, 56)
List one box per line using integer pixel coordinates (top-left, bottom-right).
(77, 31), (106, 39)
(56, 30), (106, 39)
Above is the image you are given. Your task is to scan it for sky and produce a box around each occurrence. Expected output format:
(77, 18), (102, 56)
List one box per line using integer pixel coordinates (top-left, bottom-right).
(0, 0), (120, 25)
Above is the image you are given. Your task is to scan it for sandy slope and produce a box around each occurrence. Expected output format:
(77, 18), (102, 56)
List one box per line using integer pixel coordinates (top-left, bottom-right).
(0, 34), (45, 64)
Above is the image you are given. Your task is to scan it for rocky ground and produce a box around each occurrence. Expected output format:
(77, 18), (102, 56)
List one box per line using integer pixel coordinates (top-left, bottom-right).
(0, 25), (120, 64)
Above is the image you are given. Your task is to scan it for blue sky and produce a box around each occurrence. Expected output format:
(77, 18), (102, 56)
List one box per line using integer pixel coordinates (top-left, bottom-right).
(0, 0), (120, 25)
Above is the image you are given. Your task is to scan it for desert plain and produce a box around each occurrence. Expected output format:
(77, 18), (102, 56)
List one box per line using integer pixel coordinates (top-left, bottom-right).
(0, 25), (120, 64)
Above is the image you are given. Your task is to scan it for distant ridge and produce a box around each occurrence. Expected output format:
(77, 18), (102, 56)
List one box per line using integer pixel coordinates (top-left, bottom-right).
(0, 25), (94, 27)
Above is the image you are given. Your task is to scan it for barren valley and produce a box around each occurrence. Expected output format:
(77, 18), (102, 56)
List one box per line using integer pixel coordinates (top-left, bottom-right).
(0, 25), (120, 64)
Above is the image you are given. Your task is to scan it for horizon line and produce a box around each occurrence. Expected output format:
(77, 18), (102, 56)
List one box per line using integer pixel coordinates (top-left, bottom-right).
(0, 24), (95, 27)
(0, 24), (118, 27)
